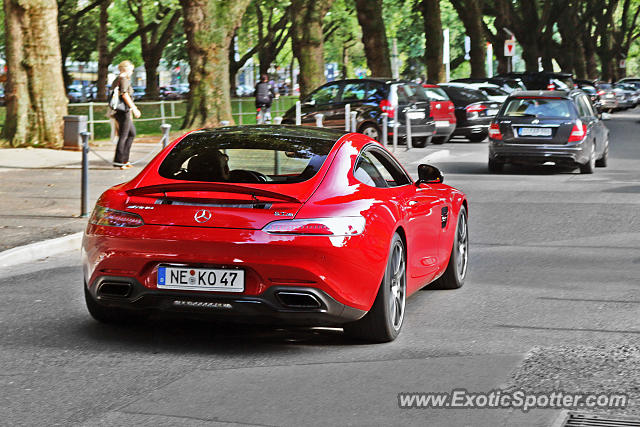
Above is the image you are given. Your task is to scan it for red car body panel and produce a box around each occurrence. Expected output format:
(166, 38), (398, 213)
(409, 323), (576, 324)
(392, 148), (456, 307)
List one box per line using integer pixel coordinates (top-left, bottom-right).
(423, 84), (457, 140)
(83, 127), (466, 322)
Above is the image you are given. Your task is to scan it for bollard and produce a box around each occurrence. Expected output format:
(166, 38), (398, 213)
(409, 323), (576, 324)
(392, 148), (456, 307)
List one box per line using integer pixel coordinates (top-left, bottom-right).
(381, 113), (388, 147)
(273, 116), (283, 125)
(350, 111), (357, 133)
(315, 114), (324, 127)
(344, 104), (351, 131)
(80, 131), (91, 218)
(160, 123), (171, 148)
(393, 110), (398, 152)
(406, 112), (413, 150)
(295, 101), (302, 125)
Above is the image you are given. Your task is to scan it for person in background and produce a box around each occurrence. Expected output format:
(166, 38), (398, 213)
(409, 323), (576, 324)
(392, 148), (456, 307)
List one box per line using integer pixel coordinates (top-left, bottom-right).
(255, 74), (276, 124)
(113, 60), (141, 169)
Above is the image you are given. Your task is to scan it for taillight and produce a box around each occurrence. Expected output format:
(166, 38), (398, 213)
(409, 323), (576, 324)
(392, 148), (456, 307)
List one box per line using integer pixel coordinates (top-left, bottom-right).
(488, 123), (502, 140)
(547, 83), (556, 90)
(568, 120), (587, 142)
(466, 104), (486, 118)
(89, 206), (144, 228)
(263, 217), (365, 236)
(448, 103), (454, 112)
(379, 99), (395, 119)
(597, 90), (605, 96)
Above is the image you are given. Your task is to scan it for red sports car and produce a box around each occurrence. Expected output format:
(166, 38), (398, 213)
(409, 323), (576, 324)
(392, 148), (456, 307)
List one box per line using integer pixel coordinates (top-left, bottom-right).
(83, 126), (468, 342)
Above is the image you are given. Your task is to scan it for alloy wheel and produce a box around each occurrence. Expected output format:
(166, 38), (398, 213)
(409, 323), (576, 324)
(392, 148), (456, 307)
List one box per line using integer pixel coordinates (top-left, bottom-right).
(388, 241), (406, 331)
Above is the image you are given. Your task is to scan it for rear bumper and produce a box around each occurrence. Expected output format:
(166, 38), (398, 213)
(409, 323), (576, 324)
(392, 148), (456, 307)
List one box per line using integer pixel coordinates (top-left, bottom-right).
(86, 276), (366, 325)
(434, 121), (456, 138)
(453, 124), (489, 138)
(489, 139), (590, 165)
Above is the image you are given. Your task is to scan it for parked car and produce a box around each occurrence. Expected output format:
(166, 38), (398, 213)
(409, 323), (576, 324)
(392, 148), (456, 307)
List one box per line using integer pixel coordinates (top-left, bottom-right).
(438, 83), (501, 142)
(176, 84), (190, 97)
(82, 125), (468, 342)
(160, 85), (182, 100)
(613, 83), (640, 107)
(235, 85), (255, 97)
(575, 80), (602, 112)
(452, 77), (526, 93)
(467, 83), (509, 103)
(67, 85), (86, 103)
(282, 78), (436, 148)
(488, 90), (608, 174)
(133, 86), (146, 101)
(595, 83), (619, 112)
(422, 84), (456, 144)
(495, 72), (574, 91)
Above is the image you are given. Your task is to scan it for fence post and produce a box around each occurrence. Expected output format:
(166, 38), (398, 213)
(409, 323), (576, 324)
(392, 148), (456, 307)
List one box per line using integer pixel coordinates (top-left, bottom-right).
(238, 99), (243, 125)
(350, 111), (357, 133)
(170, 101), (176, 118)
(80, 131), (90, 218)
(406, 113), (413, 150)
(295, 101), (301, 125)
(393, 109), (398, 152)
(344, 104), (351, 131)
(160, 100), (166, 125)
(161, 123), (171, 148)
(88, 102), (95, 142)
(315, 114), (324, 127)
(381, 113), (388, 147)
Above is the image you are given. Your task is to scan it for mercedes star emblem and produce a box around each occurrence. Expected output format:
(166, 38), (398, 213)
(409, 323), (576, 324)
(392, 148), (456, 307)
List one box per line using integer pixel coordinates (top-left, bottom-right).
(194, 209), (212, 223)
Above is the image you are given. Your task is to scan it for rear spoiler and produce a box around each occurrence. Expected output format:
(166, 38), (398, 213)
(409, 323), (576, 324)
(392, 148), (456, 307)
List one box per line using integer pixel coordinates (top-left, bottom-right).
(126, 182), (301, 203)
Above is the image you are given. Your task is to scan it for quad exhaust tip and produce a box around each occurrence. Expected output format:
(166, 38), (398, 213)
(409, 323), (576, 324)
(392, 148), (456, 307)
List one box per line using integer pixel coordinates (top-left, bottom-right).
(276, 291), (322, 309)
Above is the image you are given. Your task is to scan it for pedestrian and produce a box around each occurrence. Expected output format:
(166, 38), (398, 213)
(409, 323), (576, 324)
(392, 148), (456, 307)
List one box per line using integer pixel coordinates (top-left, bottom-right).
(255, 74), (276, 124)
(110, 60), (141, 169)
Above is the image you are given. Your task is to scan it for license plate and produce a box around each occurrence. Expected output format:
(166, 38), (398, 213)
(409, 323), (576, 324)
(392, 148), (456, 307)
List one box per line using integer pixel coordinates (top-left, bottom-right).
(487, 109), (499, 116)
(435, 120), (449, 127)
(407, 111), (425, 120)
(157, 266), (244, 292)
(518, 127), (552, 137)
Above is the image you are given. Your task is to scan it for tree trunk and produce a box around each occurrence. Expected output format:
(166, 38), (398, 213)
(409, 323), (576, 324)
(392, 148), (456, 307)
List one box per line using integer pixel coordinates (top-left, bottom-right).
(290, 0), (335, 98)
(96, 0), (110, 101)
(420, 0), (443, 83)
(142, 54), (161, 99)
(354, 0), (392, 77)
(3, 0), (68, 147)
(179, 0), (251, 128)
(450, 0), (486, 78)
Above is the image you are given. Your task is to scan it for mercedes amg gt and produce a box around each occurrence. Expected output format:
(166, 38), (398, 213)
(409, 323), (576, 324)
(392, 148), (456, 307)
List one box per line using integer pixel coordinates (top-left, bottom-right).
(82, 125), (468, 342)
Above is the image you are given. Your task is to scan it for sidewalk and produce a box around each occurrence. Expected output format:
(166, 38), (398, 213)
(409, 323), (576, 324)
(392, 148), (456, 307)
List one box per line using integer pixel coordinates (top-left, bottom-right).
(0, 139), (166, 253)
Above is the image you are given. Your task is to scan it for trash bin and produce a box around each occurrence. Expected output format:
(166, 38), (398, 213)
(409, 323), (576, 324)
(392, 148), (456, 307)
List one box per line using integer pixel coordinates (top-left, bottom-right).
(63, 115), (88, 150)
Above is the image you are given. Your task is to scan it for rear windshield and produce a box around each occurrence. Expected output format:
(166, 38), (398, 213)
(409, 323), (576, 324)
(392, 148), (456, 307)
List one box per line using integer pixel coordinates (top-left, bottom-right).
(395, 83), (430, 104)
(158, 131), (337, 184)
(480, 87), (508, 96)
(441, 86), (489, 104)
(503, 98), (573, 118)
(423, 86), (449, 101)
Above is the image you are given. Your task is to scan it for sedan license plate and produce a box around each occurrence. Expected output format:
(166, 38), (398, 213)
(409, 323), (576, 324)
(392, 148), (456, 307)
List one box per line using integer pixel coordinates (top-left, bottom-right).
(157, 266), (244, 292)
(518, 127), (552, 137)
(435, 120), (449, 127)
(407, 111), (425, 120)
(487, 109), (499, 116)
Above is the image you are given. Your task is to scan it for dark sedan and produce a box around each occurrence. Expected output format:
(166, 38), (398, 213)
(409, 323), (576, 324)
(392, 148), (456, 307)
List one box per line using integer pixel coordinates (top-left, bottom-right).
(488, 90), (609, 174)
(439, 83), (501, 142)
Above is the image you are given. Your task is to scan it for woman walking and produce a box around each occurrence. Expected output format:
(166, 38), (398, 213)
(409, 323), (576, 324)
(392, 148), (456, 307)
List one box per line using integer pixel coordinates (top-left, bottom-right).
(112, 60), (141, 169)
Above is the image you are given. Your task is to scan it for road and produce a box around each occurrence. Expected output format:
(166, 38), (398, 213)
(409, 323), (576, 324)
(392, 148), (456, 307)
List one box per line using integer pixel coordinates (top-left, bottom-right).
(2, 111), (640, 426)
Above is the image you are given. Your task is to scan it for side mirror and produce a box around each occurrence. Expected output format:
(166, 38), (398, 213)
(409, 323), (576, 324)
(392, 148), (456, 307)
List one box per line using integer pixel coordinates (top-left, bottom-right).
(417, 164), (444, 185)
(304, 99), (316, 106)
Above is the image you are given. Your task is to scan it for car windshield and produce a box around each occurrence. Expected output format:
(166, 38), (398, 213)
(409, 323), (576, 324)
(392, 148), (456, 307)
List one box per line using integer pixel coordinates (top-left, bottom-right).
(503, 98), (573, 118)
(158, 130), (339, 184)
(423, 86), (449, 101)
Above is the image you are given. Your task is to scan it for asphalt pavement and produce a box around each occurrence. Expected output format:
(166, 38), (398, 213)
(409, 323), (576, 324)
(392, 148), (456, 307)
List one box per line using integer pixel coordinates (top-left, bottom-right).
(1, 112), (640, 426)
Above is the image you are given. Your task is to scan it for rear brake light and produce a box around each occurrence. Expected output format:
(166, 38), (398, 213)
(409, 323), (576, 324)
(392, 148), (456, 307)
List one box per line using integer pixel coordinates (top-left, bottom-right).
(89, 206), (144, 228)
(263, 217), (365, 236)
(466, 104), (487, 113)
(547, 83), (556, 90)
(597, 90), (605, 96)
(488, 123), (502, 140)
(448, 103), (454, 111)
(568, 120), (587, 142)
(379, 99), (395, 119)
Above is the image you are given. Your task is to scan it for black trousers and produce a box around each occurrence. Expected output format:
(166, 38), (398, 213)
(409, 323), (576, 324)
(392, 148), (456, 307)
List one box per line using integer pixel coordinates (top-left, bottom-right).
(114, 110), (136, 164)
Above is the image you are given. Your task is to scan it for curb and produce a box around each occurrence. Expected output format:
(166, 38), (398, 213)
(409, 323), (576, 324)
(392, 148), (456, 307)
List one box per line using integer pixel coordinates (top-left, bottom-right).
(0, 232), (83, 268)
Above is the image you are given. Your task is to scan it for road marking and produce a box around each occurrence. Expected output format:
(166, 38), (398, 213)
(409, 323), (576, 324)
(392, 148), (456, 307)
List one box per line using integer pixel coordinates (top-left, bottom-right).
(412, 149), (451, 164)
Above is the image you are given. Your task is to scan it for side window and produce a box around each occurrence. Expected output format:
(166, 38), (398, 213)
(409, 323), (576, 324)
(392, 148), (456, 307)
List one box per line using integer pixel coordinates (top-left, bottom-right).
(341, 82), (367, 102)
(581, 95), (596, 116)
(367, 82), (387, 101)
(575, 95), (592, 117)
(310, 83), (341, 104)
(354, 149), (411, 188)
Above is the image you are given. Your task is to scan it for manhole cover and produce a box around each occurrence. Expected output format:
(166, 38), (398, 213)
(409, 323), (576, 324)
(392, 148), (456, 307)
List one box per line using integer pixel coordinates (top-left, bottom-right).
(563, 413), (640, 426)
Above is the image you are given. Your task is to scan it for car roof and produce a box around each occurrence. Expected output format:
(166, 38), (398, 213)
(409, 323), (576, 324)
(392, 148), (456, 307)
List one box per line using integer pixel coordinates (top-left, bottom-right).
(322, 78), (414, 85)
(508, 90), (576, 99)
(196, 125), (349, 142)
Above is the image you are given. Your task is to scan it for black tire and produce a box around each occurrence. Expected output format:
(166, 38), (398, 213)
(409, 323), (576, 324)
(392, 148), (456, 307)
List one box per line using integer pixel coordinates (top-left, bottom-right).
(358, 123), (381, 141)
(430, 206), (468, 290)
(344, 233), (406, 343)
(579, 141), (596, 174)
(468, 134), (487, 143)
(412, 136), (432, 148)
(84, 284), (141, 324)
(596, 144), (608, 167)
(488, 158), (504, 173)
